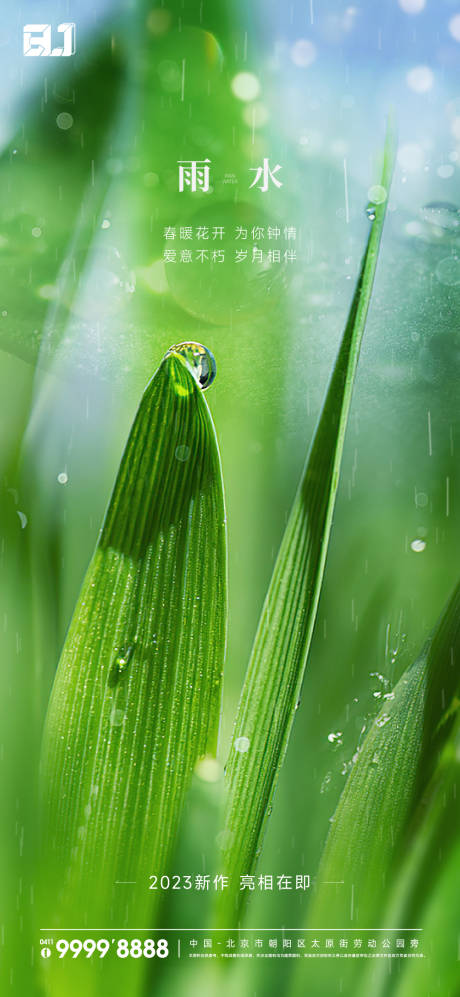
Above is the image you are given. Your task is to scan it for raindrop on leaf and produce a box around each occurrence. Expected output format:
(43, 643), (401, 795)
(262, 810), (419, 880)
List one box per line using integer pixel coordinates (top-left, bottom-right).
(234, 736), (250, 753)
(108, 644), (134, 686)
(110, 708), (125, 727)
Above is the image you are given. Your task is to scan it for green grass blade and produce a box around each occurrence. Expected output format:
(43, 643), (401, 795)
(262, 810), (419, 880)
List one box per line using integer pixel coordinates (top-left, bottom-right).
(354, 698), (460, 997)
(217, 127), (395, 923)
(390, 809), (460, 997)
(39, 351), (226, 989)
(307, 579), (460, 934)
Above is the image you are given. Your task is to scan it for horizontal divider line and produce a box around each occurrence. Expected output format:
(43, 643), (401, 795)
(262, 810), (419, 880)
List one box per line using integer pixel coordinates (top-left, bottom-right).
(39, 927), (423, 932)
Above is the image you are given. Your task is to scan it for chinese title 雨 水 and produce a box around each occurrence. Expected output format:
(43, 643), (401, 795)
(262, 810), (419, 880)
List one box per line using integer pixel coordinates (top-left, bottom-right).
(178, 159), (283, 193)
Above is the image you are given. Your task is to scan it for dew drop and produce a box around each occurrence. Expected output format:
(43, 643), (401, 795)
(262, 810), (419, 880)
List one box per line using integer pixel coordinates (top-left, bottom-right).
(370, 671), (387, 684)
(375, 713), (390, 728)
(320, 772), (332, 794)
(115, 646), (133, 673)
(327, 731), (343, 745)
(17, 511), (27, 529)
(110, 708), (125, 727)
(175, 444), (190, 462)
(410, 538), (426, 552)
(234, 735), (250, 753)
(165, 341), (216, 390)
(57, 471), (68, 485)
(365, 203), (376, 221)
(108, 644), (134, 686)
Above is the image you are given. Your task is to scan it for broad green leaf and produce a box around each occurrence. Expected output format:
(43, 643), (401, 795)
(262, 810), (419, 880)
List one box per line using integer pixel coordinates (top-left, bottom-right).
(306, 579), (460, 934)
(216, 126), (395, 923)
(39, 351), (226, 994)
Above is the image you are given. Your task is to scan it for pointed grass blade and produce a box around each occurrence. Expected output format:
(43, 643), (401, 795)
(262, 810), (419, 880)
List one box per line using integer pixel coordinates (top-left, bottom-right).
(354, 684), (460, 997)
(217, 126), (395, 923)
(40, 351), (226, 945)
(307, 580), (460, 934)
(388, 745), (460, 997)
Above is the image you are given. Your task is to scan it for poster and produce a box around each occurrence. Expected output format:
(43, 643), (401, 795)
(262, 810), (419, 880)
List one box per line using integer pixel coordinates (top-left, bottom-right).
(1, 1), (459, 995)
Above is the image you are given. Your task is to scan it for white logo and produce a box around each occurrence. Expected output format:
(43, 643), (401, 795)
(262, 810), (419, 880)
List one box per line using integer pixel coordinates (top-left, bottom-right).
(23, 23), (76, 57)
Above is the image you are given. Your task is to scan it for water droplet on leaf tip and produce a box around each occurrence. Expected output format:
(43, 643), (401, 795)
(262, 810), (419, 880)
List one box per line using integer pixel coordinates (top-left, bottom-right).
(165, 341), (216, 390)
(234, 735), (250, 753)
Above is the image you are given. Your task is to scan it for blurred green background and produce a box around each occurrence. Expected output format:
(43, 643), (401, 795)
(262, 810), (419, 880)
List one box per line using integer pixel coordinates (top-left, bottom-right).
(1, 0), (459, 994)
